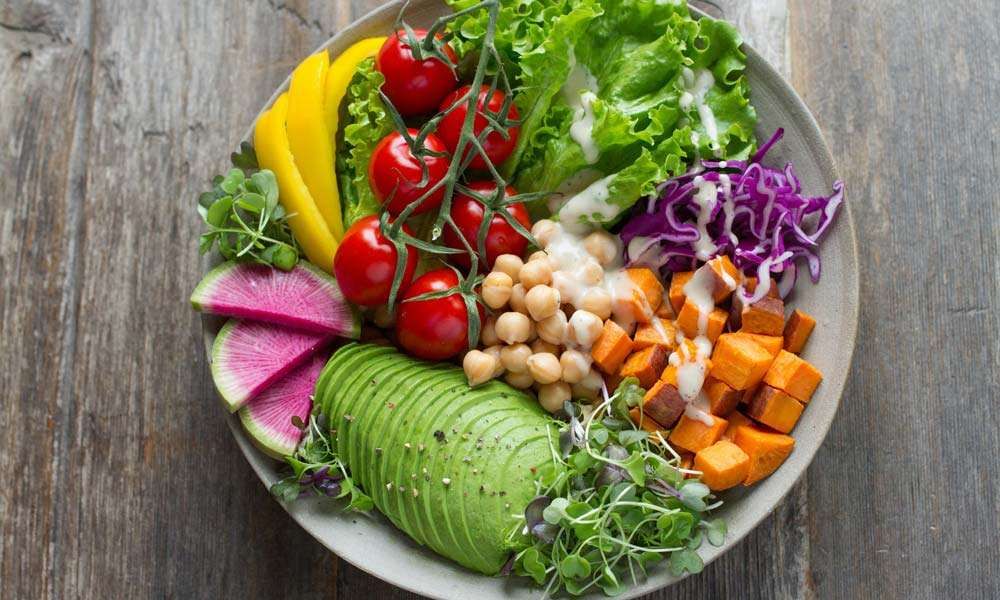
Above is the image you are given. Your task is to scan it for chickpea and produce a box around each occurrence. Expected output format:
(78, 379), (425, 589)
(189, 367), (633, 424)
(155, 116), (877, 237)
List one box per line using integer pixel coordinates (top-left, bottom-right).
(372, 304), (395, 328)
(528, 250), (549, 263)
(463, 350), (498, 387)
(559, 349), (592, 384)
(538, 382), (572, 413)
(481, 271), (513, 309)
(531, 339), (560, 355)
(579, 287), (613, 320)
(527, 352), (562, 385)
(483, 345), (506, 377)
(509, 283), (528, 314)
(582, 230), (619, 266)
(551, 271), (577, 304)
(580, 258), (604, 285)
(531, 219), (559, 249)
(567, 310), (604, 349)
(519, 257), (553, 290)
(525, 284), (561, 321)
(480, 315), (499, 346)
(537, 310), (568, 345)
(500, 343), (532, 373)
(505, 370), (535, 390)
(493, 254), (524, 282)
(495, 312), (533, 344)
(571, 368), (604, 402)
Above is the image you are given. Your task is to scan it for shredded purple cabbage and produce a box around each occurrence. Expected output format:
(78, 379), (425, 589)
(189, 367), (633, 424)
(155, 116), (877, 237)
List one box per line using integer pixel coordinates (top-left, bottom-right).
(621, 129), (844, 302)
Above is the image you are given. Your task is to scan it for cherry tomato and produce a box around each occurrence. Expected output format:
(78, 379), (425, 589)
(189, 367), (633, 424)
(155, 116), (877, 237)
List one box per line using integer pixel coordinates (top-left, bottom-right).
(397, 268), (484, 361)
(369, 129), (451, 216)
(376, 29), (458, 116)
(333, 215), (418, 307)
(442, 182), (532, 270)
(437, 85), (521, 169)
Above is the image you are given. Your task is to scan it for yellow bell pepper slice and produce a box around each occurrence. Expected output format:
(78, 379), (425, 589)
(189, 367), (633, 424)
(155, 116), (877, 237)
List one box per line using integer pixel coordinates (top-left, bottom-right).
(323, 37), (387, 140)
(286, 52), (346, 240)
(254, 94), (338, 273)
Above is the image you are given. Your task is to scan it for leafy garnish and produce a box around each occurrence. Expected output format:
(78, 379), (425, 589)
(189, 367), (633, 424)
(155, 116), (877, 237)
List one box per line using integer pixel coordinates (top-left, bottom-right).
(507, 379), (726, 596)
(271, 412), (373, 512)
(197, 159), (301, 270)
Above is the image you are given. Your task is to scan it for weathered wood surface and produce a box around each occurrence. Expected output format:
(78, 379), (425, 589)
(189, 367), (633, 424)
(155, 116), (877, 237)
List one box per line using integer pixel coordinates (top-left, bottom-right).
(0, 0), (996, 599)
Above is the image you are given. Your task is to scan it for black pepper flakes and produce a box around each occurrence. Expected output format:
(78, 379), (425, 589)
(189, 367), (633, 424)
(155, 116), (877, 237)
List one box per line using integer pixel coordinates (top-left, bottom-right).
(433, 430), (447, 443)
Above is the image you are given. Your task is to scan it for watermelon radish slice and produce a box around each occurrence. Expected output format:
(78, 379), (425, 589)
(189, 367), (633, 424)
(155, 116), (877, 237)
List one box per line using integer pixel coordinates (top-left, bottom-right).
(211, 319), (331, 412)
(191, 261), (360, 337)
(239, 352), (327, 458)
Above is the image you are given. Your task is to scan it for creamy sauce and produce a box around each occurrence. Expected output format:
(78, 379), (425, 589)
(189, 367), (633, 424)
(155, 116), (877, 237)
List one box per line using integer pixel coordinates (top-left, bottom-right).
(680, 67), (721, 156)
(691, 176), (719, 261)
(556, 175), (617, 233)
(562, 58), (601, 164)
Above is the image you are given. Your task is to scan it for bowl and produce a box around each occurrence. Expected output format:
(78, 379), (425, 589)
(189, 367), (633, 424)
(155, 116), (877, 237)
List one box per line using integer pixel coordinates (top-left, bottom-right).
(200, 1), (859, 597)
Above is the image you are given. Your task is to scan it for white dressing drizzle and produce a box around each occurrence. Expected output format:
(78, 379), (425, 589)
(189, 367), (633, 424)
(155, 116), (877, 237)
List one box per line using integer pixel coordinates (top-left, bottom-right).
(562, 57), (601, 164)
(680, 67), (721, 156)
(557, 174), (617, 234)
(691, 176), (719, 261)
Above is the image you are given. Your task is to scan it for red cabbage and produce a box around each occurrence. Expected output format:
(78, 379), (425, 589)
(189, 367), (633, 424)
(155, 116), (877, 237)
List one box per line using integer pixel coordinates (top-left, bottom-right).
(620, 129), (844, 302)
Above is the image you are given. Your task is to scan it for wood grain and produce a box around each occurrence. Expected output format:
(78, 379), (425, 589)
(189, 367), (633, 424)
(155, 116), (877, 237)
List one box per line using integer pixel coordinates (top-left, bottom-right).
(0, 0), (996, 599)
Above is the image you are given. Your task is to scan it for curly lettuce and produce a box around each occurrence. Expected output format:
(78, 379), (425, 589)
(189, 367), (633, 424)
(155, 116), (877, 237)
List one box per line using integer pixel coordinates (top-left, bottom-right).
(446, 0), (757, 229)
(335, 57), (393, 227)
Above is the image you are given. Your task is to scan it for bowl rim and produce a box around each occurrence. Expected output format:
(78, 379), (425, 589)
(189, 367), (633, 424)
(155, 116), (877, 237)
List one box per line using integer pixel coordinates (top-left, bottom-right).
(202, 1), (860, 597)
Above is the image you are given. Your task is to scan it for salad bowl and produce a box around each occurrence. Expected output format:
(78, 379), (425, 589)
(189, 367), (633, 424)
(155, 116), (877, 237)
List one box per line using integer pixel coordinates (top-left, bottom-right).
(200, 0), (859, 597)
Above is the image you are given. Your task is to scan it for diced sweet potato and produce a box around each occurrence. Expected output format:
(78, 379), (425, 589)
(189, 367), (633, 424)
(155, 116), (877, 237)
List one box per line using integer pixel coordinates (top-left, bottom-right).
(629, 407), (670, 445)
(704, 377), (741, 416)
(723, 411), (754, 440)
(659, 364), (677, 385)
(633, 318), (677, 351)
(746, 385), (804, 433)
(640, 380), (685, 428)
(740, 296), (785, 336)
(679, 452), (695, 473)
(591, 320), (634, 375)
(743, 276), (781, 299)
(709, 333), (774, 390)
(668, 271), (694, 313)
(694, 440), (750, 491)
(655, 301), (676, 320)
(605, 372), (623, 394)
(732, 426), (795, 485)
(733, 332), (783, 357)
(668, 414), (729, 453)
(763, 350), (823, 403)
(619, 345), (669, 389)
(676, 300), (727, 342)
(783, 309), (816, 353)
(706, 256), (740, 303)
(618, 267), (663, 323)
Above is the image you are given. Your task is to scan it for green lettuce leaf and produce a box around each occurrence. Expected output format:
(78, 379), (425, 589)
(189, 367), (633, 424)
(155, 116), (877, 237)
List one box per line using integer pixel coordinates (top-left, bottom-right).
(336, 57), (393, 227)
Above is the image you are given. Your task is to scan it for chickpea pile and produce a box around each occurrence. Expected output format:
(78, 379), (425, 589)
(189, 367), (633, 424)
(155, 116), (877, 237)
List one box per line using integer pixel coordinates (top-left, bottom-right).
(462, 220), (623, 414)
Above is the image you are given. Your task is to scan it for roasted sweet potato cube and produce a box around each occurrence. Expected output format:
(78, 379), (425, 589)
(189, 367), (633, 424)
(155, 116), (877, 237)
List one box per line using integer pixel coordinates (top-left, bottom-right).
(676, 300), (727, 342)
(619, 345), (669, 389)
(679, 452), (695, 473)
(763, 350), (823, 402)
(655, 301), (676, 320)
(746, 385), (804, 433)
(591, 320), (634, 375)
(633, 318), (677, 351)
(733, 332), (783, 357)
(709, 333), (774, 390)
(694, 440), (751, 491)
(723, 411), (754, 440)
(668, 271), (694, 313)
(706, 256), (740, 303)
(704, 377), (741, 416)
(627, 267), (663, 309)
(740, 296), (785, 336)
(629, 407), (670, 445)
(640, 380), (685, 428)
(783, 309), (816, 353)
(659, 364), (677, 385)
(668, 414), (729, 453)
(615, 268), (663, 323)
(743, 277), (781, 298)
(732, 426), (795, 485)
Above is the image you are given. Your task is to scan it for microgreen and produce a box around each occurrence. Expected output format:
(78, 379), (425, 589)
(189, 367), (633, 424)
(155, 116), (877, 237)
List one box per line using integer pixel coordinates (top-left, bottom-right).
(271, 411), (373, 512)
(197, 147), (301, 270)
(506, 378), (727, 596)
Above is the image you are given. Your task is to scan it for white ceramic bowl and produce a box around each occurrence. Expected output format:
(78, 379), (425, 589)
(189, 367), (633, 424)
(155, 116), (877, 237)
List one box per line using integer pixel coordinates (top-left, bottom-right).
(201, 2), (859, 597)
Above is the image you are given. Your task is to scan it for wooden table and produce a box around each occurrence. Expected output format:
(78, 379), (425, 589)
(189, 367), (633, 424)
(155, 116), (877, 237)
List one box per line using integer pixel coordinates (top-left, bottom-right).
(2, 0), (997, 598)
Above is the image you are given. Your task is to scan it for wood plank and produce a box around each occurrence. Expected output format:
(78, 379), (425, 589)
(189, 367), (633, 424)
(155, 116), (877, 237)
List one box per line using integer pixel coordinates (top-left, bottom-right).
(789, 0), (1000, 598)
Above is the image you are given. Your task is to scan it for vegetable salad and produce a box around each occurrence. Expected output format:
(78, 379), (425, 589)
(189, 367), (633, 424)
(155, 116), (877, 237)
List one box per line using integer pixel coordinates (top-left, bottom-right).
(190, 0), (844, 595)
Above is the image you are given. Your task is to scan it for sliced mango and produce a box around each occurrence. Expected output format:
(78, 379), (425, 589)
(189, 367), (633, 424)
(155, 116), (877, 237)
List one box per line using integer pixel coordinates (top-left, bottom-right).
(323, 37), (386, 138)
(254, 94), (338, 272)
(287, 53), (345, 240)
